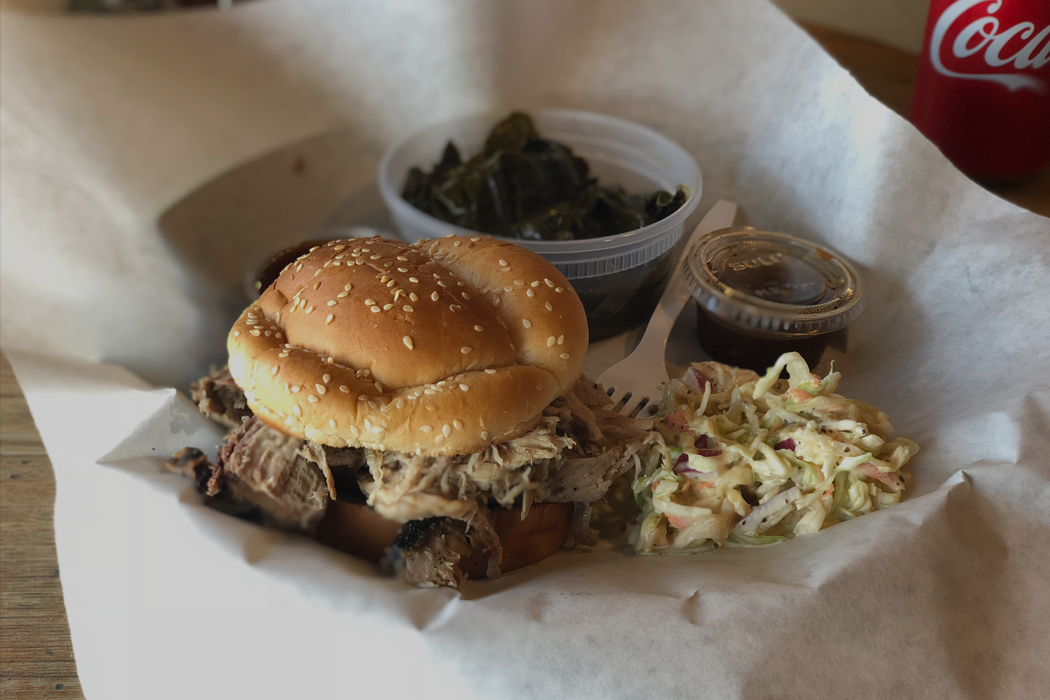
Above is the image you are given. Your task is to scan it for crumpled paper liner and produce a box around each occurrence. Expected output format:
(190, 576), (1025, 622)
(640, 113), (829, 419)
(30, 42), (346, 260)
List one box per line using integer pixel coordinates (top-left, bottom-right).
(2, 1), (1049, 698)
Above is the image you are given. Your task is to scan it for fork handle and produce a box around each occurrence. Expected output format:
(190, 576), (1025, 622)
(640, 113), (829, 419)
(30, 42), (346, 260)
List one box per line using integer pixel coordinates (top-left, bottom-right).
(632, 200), (738, 359)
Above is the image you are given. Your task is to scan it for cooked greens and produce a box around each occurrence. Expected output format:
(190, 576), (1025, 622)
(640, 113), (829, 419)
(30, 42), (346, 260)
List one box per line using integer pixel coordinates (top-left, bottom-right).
(402, 113), (687, 241)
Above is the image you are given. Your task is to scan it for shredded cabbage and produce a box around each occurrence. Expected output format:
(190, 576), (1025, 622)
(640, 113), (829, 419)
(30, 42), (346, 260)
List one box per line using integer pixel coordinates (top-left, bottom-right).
(632, 352), (919, 554)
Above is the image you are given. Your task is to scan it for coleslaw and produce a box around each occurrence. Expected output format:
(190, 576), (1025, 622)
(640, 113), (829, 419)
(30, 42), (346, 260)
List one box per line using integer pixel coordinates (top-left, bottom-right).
(631, 352), (918, 554)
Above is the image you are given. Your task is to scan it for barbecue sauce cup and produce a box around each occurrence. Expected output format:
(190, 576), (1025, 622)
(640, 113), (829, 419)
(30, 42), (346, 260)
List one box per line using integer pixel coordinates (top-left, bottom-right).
(682, 228), (865, 372)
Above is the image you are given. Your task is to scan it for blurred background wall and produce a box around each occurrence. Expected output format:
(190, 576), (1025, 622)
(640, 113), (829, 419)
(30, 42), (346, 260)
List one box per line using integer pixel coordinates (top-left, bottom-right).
(3, 0), (936, 54)
(771, 0), (931, 51)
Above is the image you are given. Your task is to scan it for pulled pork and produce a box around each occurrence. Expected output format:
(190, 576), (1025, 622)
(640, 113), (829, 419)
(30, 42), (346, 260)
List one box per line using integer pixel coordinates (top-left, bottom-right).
(172, 370), (650, 587)
(191, 366), (252, 429)
(167, 417), (333, 533)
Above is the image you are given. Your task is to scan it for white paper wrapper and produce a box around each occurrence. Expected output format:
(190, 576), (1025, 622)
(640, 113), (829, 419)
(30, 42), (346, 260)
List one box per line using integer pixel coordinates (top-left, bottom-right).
(2, 1), (1049, 698)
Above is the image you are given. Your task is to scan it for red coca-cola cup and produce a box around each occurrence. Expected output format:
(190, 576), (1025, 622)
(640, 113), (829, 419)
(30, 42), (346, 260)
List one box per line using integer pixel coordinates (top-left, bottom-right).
(911, 0), (1050, 181)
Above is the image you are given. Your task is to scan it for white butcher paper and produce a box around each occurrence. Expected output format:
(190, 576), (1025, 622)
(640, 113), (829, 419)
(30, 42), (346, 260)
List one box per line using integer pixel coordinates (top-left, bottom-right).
(2, 1), (1049, 699)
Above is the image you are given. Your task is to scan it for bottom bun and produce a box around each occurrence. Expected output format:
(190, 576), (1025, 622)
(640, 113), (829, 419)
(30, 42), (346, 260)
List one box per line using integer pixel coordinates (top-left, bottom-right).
(315, 501), (573, 580)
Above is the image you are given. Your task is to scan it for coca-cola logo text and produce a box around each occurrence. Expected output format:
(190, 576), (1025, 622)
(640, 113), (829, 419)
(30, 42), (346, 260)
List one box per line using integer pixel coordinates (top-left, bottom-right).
(931, 0), (1049, 92)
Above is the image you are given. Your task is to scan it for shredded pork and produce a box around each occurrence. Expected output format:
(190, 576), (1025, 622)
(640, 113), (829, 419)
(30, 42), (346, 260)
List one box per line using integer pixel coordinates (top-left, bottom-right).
(173, 370), (651, 587)
(166, 417), (333, 533)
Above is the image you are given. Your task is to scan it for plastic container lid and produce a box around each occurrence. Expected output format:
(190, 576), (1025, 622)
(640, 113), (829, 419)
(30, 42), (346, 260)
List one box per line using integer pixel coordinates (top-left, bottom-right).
(378, 109), (702, 280)
(683, 228), (864, 335)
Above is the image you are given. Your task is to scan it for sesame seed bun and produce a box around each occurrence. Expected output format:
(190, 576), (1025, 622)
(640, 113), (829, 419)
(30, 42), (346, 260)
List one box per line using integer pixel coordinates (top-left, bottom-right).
(227, 236), (588, 456)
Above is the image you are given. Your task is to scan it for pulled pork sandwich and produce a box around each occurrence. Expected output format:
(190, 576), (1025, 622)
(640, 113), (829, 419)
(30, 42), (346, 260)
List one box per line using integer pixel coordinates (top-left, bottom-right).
(168, 235), (650, 587)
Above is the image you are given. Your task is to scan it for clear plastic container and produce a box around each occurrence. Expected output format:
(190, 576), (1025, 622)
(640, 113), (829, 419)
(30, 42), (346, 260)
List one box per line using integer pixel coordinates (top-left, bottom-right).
(683, 228), (864, 371)
(378, 109), (702, 340)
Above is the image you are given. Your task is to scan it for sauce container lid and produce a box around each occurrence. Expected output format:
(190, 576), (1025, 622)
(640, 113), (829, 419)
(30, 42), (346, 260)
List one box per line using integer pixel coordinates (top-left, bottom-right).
(683, 228), (864, 335)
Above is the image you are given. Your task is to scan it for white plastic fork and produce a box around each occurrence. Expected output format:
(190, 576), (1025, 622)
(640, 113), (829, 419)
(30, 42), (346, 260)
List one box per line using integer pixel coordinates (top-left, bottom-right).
(596, 200), (738, 417)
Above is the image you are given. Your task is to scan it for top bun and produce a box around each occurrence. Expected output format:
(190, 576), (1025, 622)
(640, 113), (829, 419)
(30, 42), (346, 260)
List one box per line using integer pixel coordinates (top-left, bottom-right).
(228, 236), (588, 456)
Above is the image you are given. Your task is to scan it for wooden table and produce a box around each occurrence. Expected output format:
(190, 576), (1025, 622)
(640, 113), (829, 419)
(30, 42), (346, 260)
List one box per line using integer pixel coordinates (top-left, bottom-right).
(1, 25), (1047, 700)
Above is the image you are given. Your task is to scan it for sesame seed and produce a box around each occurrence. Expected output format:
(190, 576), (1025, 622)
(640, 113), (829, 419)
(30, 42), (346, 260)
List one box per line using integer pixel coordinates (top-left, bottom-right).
(409, 292), (419, 302)
(296, 263), (303, 272)
(438, 281), (447, 287)
(316, 384), (326, 394)
(409, 277), (419, 283)
(271, 366), (279, 376)
(531, 281), (540, 287)
(544, 278), (555, 287)
(233, 331), (241, 337)
(322, 374), (331, 383)
(383, 303), (394, 310)
(545, 302), (553, 311)
(397, 256), (408, 262)
(334, 245), (345, 251)
(424, 389), (436, 395)
(420, 425), (432, 433)
(558, 335), (565, 345)
(396, 399), (405, 409)
(308, 395), (319, 403)
(459, 384), (469, 392)
(364, 418), (372, 430)
(339, 385), (350, 393)
(454, 241), (462, 247)
(279, 352), (289, 358)
(344, 283), (353, 291)
(560, 353), (570, 360)
(250, 329), (261, 336)
(453, 419), (463, 430)
(526, 289), (535, 297)
(499, 259), (508, 266)
(548, 336), (556, 347)
(481, 431), (490, 440)
(493, 297), (501, 306)
(442, 424), (451, 437)
(462, 292), (470, 300)
(431, 291), (440, 301)
(501, 267), (511, 272)
(403, 305), (414, 312)
(329, 419), (337, 428)
(338, 291), (348, 298)
(384, 261), (393, 268)
(327, 300), (337, 306)
(305, 306), (314, 314)
(514, 280), (524, 285)
(374, 381), (383, 392)
(397, 267), (408, 273)
(371, 306), (381, 313)
(364, 298), (376, 306)
(380, 275), (389, 283)
(470, 237), (480, 242)
(474, 325), (484, 332)
(461, 346), (472, 354)
(275, 332), (283, 339)
(361, 248), (370, 252)
(457, 281), (465, 287)
(314, 281), (322, 290)
(435, 434), (445, 443)
(325, 314), (334, 324)
(293, 405), (302, 416)
(387, 280), (395, 288)
(370, 254), (381, 260)
(403, 336), (414, 350)
(497, 318), (508, 329)
(555, 287), (564, 293)
(368, 400), (378, 409)
(484, 369), (497, 374)
(522, 319), (532, 328)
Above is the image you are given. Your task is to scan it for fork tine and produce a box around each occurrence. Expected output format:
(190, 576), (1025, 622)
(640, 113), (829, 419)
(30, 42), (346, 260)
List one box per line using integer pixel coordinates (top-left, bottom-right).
(605, 385), (629, 408)
(621, 392), (648, 417)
